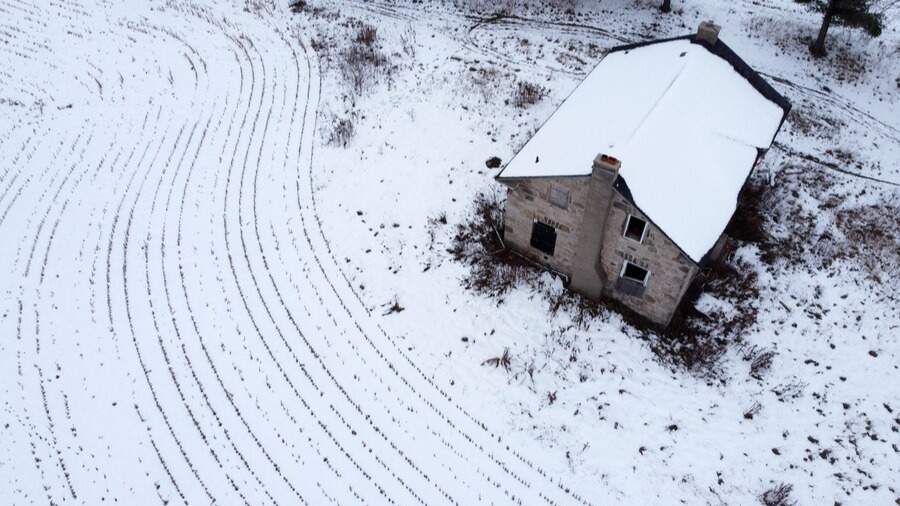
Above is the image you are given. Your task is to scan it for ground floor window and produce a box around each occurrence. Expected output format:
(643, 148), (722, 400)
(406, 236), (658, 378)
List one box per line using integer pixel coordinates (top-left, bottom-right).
(620, 261), (650, 285)
(530, 220), (557, 256)
(616, 261), (650, 297)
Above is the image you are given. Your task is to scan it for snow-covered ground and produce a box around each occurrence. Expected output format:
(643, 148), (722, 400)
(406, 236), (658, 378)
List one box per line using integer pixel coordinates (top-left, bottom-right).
(1, 0), (898, 505)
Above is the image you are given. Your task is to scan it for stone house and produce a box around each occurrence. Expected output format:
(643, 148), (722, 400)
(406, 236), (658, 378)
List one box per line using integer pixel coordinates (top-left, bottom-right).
(495, 23), (791, 327)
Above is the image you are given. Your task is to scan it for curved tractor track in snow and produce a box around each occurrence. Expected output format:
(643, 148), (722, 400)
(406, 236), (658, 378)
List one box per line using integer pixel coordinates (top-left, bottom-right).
(0, 1), (593, 504)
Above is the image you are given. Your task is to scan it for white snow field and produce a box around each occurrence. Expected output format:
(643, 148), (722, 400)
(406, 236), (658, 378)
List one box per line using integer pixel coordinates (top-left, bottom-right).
(0, 1), (593, 504)
(2, 0), (899, 505)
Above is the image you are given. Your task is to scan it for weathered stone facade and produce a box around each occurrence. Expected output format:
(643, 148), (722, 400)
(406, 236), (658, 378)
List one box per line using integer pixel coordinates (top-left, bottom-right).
(502, 175), (592, 275)
(500, 156), (704, 327)
(596, 191), (699, 325)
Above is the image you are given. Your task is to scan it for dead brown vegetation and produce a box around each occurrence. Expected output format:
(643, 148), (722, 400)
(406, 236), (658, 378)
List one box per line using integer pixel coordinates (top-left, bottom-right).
(448, 189), (538, 298)
(512, 80), (547, 108)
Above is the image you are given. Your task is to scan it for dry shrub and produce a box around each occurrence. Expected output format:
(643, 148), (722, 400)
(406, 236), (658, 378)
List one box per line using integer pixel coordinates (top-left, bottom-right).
(354, 24), (377, 47)
(340, 44), (388, 95)
(759, 483), (795, 506)
(512, 80), (547, 108)
(326, 115), (355, 147)
(399, 24), (416, 59)
(467, 66), (502, 103)
(482, 347), (512, 371)
(448, 189), (537, 297)
(650, 252), (761, 376)
(745, 346), (777, 380)
(743, 401), (762, 420)
(332, 21), (391, 97)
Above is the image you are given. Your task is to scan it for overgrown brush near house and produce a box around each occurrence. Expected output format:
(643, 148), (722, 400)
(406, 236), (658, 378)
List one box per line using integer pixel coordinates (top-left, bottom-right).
(448, 189), (537, 297)
(448, 188), (763, 377)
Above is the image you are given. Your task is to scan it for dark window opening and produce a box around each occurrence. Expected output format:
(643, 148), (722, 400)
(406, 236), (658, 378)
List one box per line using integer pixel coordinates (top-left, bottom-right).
(624, 215), (647, 242)
(621, 261), (650, 285)
(530, 221), (556, 256)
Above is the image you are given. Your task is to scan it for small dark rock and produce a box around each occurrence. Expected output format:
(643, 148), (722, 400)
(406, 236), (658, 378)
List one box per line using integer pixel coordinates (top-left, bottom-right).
(485, 156), (502, 169)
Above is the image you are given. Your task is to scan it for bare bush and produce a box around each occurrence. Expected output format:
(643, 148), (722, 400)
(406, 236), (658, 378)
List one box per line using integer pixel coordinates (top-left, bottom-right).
(482, 347), (512, 371)
(652, 254), (761, 375)
(745, 346), (777, 380)
(400, 24), (416, 59)
(448, 189), (538, 297)
(467, 66), (501, 103)
(759, 483), (795, 506)
(512, 80), (547, 108)
(339, 44), (388, 95)
(354, 24), (377, 47)
(743, 401), (762, 420)
(326, 115), (355, 147)
(382, 296), (405, 316)
(330, 22), (391, 97)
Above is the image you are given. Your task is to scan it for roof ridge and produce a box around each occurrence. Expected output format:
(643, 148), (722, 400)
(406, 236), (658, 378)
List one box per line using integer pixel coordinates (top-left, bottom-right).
(619, 56), (689, 149)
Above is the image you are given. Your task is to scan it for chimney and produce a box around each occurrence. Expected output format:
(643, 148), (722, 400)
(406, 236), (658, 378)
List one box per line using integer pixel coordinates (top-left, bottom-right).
(592, 153), (621, 177)
(570, 153), (621, 299)
(696, 20), (721, 46)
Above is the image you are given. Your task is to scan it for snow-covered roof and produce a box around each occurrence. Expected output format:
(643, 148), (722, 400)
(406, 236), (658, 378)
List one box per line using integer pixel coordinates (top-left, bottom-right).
(497, 37), (788, 263)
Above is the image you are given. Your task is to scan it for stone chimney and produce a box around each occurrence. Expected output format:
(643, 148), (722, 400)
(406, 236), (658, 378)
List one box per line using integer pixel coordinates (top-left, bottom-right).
(592, 153), (621, 177)
(696, 21), (721, 46)
(570, 153), (621, 299)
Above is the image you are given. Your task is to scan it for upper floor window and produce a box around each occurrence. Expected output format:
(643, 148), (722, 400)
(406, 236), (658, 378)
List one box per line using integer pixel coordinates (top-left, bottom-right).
(624, 214), (647, 242)
(548, 185), (569, 209)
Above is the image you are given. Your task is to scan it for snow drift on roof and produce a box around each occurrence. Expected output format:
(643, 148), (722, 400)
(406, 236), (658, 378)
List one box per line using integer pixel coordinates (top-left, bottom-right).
(497, 39), (785, 262)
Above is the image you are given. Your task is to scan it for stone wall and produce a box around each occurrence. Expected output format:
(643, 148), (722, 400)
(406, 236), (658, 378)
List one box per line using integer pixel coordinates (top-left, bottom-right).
(502, 176), (591, 275)
(596, 193), (699, 325)
(500, 174), (699, 327)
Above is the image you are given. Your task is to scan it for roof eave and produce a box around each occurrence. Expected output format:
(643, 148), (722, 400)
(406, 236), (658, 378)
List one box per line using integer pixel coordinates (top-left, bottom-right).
(494, 172), (592, 183)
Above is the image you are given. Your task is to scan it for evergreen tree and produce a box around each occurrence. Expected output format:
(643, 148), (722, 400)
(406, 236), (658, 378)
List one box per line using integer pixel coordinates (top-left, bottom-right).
(661, 0), (672, 13)
(796, 0), (884, 56)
